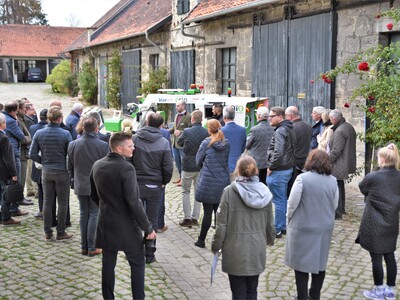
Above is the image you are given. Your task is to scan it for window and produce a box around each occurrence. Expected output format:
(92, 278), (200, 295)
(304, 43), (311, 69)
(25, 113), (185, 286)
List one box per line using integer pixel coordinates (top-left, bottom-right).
(221, 48), (236, 95)
(177, 0), (190, 15)
(150, 54), (159, 70)
(17, 61), (26, 73)
(28, 60), (36, 68)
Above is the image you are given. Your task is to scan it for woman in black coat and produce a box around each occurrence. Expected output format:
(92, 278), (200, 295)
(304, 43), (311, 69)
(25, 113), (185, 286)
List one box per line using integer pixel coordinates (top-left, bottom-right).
(357, 143), (400, 300)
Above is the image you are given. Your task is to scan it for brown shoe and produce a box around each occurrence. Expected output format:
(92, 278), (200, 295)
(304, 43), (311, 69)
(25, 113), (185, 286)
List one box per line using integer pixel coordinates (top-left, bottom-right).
(81, 249), (88, 255)
(11, 209), (29, 217)
(56, 232), (73, 241)
(2, 218), (21, 226)
(192, 219), (199, 226)
(88, 249), (102, 257)
(173, 179), (181, 184)
(158, 225), (168, 233)
(27, 192), (35, 197)
(179, 219), (193, 227)
(177, 181), (182, 187)
(45, 233), (54, 242)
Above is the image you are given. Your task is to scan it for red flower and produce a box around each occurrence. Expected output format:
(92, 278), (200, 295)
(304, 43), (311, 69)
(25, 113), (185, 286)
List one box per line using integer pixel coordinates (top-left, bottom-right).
(310, 79), (315, 84)
(368, 106), (376, 113)
(358, 62), (369, 72)
(321, 74), (333, 84)
(344, 102), (350, 108)
(199, 85), (204, 90)
(387, 23), (394, 30)
(376, 14), (381, 19)
(367, 95), (375, 101)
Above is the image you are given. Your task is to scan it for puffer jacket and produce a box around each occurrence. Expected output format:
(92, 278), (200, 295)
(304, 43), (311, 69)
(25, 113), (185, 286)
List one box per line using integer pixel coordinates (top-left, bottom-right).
(356, 167), (400, 254)
(195, 138), (230, 204)
(267, 120), (296, 171)
(177, 123), (209, 172)
(211, 177), (275, 276)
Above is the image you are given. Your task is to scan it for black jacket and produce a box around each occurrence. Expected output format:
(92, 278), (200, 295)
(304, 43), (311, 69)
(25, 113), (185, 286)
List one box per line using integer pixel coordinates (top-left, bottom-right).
(0, 130), (17, 182)
(131, 126), (173, 186)
(292, 118), (312, 169)
(310, 119), (323, 149)
(177, 123), (209, 172)
(267, 120), (296, 171)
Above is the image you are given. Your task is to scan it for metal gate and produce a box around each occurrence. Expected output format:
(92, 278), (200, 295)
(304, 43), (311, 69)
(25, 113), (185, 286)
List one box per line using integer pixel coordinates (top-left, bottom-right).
(252, 12), (334, 124)
(98, 57), (108, 107)
(170, 50), (195, 89)
(121, 49), (141, 112)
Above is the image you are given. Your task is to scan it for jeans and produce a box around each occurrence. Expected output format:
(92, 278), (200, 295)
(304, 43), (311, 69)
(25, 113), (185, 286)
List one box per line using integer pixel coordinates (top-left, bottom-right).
(139, 185), (163, 260)
(266, 168), (293, 232)
(0, 180), (12, 221)
(102, 248), (145, 300)
(228, 274), (259, 300)
(181, 171), (201, 220)
(295, 270), (325, 300)
(157, 187), (166, 230)
(78, 195), (99, 252)
(42, 170), (70, 235)
(173, 147), (183, 177)
(198, 203), (218, 242)
(370, 252), (397, 287)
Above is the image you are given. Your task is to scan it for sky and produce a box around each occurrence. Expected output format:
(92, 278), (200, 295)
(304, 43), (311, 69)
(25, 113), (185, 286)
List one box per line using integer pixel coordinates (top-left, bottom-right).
(41, 0), (120, 27)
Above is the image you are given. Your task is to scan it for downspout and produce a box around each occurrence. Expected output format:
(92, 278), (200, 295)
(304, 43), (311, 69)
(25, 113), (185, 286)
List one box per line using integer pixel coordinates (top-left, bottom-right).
(145, 30), (167, 54)
(181, 23), (206, 40)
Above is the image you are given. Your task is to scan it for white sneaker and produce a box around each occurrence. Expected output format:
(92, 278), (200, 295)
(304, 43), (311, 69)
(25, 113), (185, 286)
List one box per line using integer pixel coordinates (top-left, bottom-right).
(384, 286), (395, 300)
(364, 287), (385, 300)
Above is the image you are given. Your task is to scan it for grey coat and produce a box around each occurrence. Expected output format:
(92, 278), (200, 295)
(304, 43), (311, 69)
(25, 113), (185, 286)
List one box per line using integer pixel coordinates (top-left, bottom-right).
(356, 167), (400, 254)
(67, 132), (109, 196)
(211, 178), (275, 276)
(285, 171), (338, 274)
(245, 119), (274, 169)
(329, 118), (356, 180)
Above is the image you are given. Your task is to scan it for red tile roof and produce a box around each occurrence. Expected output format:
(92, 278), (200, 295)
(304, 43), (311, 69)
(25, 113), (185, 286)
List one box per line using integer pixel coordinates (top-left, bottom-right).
(91, 0), (131, 29)
(183, 0), (273, 24)
(88, 0), (171, 47)
(0, 24), (86, 58)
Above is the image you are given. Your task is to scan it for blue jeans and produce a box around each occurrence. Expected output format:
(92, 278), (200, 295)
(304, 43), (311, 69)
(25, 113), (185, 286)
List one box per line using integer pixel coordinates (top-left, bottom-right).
(173, 147), (183, 177)
(78, 195), (99, 252)
(267, 168), (293, 232)
(42, 170), (70, 235)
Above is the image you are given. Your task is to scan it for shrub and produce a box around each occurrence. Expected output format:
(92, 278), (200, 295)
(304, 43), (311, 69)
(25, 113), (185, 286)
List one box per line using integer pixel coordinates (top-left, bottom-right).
(78, 62), (98, 104)
(65, 73), (79, 97)
(46, 60), (71, 94)
(106, 50), (122, 109)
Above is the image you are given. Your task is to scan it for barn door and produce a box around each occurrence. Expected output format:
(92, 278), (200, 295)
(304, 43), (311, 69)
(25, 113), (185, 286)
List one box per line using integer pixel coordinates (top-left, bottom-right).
(121, 49), (141, 112)
(99, 56), (108, 107)
(252, 12), (333, 124)
(170, 50), (195, 89)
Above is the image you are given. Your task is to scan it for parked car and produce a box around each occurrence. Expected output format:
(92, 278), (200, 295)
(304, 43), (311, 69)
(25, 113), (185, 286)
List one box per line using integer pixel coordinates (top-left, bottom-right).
(24, 68), (44, 82)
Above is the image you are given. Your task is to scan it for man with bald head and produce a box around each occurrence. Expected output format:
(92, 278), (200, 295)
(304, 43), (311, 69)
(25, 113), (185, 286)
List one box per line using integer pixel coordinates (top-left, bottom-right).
(285, 106), (312, 193)
(169, 100), (191, 186)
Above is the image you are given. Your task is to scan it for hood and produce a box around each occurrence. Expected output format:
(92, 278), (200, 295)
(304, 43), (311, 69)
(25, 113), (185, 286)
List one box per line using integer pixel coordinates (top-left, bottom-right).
(210, 139), (229, 152)
(136, 126), (162, 143)
(276, 119), (294, 130)
(233, 176), (273, 209)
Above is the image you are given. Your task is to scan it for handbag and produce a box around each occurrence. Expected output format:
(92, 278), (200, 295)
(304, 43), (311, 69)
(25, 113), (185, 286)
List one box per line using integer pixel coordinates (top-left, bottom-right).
(5, 181), (24, 204)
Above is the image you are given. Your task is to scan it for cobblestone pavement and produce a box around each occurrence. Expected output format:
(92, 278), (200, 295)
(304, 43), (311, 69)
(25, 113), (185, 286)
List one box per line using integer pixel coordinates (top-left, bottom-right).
(1, 83), (399, 299)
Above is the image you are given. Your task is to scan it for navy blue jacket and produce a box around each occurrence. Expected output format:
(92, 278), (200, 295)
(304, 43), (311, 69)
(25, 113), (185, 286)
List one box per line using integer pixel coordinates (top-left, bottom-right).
(3, 111), (25, 158)
(195, 138), (230, 204)
(221, 121), (246, 173)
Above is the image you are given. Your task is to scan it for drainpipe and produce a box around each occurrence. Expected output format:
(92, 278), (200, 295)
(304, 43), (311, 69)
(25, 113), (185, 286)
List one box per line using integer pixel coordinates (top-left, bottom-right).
(145, 30), (167, 54)
(181, 23), (206, 40)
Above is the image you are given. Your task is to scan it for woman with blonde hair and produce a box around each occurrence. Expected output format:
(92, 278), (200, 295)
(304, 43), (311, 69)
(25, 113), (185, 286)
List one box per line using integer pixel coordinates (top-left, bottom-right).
(212, 155), (274, 299)
(121, 119), (134, 134)
(357, 143), (400, 300)
(194, 119), (230, 248)
(317, 109), (333, 152)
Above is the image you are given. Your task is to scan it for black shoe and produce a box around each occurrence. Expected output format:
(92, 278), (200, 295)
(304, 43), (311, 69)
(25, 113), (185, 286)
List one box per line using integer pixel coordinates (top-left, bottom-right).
(194, 240), (205, 248)
(282, 230), (287, 235)
(66, 222), (71, 228)
(146, 256), (156, 264)
(179, 219), (193, 227)
(18, 198), (34, 206)
(276, 231), (282, 239)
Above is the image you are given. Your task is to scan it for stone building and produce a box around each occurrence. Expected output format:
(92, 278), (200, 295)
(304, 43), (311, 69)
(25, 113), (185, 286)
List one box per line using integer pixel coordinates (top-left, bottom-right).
(65, 0), (399, 168)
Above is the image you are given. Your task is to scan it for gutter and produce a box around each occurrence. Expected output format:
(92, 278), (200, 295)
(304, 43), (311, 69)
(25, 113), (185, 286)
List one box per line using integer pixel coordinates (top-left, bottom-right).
(181, 23), (206, 40)
(182, 0), (278, 25)
(145, 15), (172, 54)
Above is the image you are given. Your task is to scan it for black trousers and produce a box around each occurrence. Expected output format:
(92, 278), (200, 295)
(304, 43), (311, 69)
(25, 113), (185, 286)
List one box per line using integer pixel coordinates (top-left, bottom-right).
(228, 274), (259, 300)
(370, 252), (397, 287)
(258, 168), (267, 186)
(294, 270), (325, 300)
(102, 248), (145, 300)
(335, 180), (346, 218)
(198, 203), (218, 241)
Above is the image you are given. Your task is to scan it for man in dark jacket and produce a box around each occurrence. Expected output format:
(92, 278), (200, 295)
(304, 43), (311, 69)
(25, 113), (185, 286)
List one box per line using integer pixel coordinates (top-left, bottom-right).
(310, 106), (325, 149)
(65, 102), (83, 140)
(329, 109), (356, 219)
(177, 110), (209, 227)
(266, 106), (296, 238)
(68, 117), (109, 256)
(90, 132), (156, 300)
(0, 112), (21, 225)
(131, 112), (173, 263)
(210, 103), (225, 126)
(245, 106), (274, 184)
(285, 106), (312, 193)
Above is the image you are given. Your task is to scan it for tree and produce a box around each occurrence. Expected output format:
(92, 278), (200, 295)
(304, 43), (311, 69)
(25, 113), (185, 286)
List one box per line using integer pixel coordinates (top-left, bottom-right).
(65, 13), (80, 27)
(0, 0), (48, 25)
(78, 62), (98, 105)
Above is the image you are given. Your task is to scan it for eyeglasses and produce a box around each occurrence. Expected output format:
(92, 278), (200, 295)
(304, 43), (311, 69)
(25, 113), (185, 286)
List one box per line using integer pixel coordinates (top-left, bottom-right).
(269, 115), (278, 118)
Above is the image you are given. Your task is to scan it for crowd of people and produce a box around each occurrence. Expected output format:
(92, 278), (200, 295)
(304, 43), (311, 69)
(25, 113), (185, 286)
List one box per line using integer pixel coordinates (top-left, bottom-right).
(0, 97), (399, 300)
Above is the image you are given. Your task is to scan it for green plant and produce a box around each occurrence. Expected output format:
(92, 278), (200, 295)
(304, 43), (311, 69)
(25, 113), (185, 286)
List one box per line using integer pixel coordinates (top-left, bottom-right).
(106, 50), (122, 109)
(46, 60), (71, 94)
(65, 73), (79, 97)
(78, 62), (97, 104)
